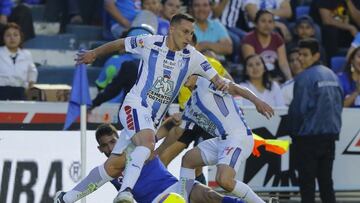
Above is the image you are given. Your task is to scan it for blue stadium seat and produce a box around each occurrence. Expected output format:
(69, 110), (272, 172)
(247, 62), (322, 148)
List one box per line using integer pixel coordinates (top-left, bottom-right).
(66, 25), (103, 41)
(23, 34), (77, 50)
(331, 56), (346, 73)
(37, 66), (102, 86)
(296, 6), (310, 19)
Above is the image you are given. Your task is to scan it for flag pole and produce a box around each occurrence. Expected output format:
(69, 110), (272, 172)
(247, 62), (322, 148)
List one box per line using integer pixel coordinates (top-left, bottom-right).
(80, 104), (87, 203)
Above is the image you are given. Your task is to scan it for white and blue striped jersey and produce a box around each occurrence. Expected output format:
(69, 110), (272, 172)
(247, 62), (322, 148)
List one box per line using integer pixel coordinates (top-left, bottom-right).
(183, 77), (252, 139)
(124, 35), (217, 126)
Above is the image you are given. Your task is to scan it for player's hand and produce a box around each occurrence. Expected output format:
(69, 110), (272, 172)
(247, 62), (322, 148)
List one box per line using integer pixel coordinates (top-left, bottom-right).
(75, 50), (96, 64)
(215, 78), (229, 92)
(254, 99), (274, 119)
(171, 113), (182, 126)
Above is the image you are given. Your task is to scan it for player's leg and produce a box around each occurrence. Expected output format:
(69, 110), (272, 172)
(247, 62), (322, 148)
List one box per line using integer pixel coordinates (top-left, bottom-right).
(115, 129), (155, 201)
(114, 104), (155, 202)
(179, 138), (218, 199)
(55, 153), (126, 203)
(158, 125), (196, 166)
(159, 141), (187, 166)
(216, 136), (264, 203)
(189, 183), (245, 203)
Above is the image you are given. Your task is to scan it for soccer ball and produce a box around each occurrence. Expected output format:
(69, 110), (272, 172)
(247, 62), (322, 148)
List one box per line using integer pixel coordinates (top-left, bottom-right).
(158, 192), (186, 203)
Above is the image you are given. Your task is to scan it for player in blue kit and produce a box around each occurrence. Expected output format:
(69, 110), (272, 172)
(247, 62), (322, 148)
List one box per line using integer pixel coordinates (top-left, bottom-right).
(56, 13), (229, 203)
(178, 75), (274, 203)
(60, 123), (246, 203)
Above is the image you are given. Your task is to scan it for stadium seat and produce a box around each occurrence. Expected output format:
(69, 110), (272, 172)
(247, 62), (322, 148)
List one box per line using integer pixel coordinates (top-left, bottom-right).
(24, 34), (77, 50)
(66, 24), (103, 41)
(330, 56), (346, 73)
(296, 6), (310, 19)
(29, 4), (45, 22)
(37, 66), (102, 86)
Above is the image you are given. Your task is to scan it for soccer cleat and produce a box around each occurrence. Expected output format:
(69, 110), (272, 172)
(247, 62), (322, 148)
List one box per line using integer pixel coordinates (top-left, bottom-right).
(268, 197), (279, 203)
(54, 191), (66, 203)
(113, 188), (134, 203)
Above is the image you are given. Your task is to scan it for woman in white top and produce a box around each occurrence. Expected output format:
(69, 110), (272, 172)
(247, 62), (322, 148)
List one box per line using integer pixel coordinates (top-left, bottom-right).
(0, 23), (37, 100)
(238, 54), (285, 107)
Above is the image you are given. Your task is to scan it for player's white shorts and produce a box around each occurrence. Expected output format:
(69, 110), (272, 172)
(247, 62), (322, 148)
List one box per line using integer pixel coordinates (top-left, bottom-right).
(197, 135), (254, 171)
(112, 100), (155, 154)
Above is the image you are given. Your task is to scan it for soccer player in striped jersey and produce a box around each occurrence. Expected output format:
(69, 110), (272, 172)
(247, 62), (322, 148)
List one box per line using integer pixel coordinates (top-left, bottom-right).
(178, 75), (274, 203)
(55, 13), (229, 203)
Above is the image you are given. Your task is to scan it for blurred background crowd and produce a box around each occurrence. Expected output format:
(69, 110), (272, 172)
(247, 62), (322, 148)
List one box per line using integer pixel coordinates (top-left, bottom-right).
(0, 0), (359, 108)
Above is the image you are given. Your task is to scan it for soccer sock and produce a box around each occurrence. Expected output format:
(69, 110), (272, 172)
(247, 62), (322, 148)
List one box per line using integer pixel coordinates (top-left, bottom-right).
(231, 180), (265, 203)
(63, 164), (113, 203)
(179, 167), (195, 200)
(118, 146), (151, 192)
(222, 196), (245, 203)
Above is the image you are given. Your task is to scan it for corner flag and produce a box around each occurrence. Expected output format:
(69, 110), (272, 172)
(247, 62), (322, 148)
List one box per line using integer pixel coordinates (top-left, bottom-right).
(63, 63), (92, 130)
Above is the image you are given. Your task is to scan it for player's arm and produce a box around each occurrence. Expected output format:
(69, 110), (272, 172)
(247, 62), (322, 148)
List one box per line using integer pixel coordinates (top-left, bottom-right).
(210, 74), (229, 92)
(76, 39), (126, 64)
(228, 82), (274, 119)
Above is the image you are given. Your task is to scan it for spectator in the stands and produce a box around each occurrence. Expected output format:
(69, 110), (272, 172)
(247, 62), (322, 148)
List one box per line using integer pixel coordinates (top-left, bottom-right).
(281, 48), (303, 106)
(310, 0), (360, 60)
(347, 32), (360, 58)
(141, 0), (170, 35)
(190, 0), (233, 56)
(241, 10), (292, 81)
(0, 23), (37, 100)
(211, 0), (247, 62)
(104, 0), (141, 39)
(338, 46), (360, 107)
(0, 0), (35, 44)
(288, 15), (327, 63)
(43, 0), (84, 32)
(238, 54), (285, 107)
(242, 0), (292, 42)
(160, 0), (181, 21)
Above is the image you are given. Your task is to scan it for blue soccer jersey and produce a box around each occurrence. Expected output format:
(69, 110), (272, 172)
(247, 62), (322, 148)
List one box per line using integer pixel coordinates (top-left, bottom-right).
(123, 35), (218, 126)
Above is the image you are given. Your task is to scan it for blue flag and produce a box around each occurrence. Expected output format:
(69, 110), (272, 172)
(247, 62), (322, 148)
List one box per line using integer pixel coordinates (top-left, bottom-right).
(64, 63), (92, 130)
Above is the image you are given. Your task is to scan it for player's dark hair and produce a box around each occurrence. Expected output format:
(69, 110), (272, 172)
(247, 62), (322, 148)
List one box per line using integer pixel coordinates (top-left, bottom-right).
(170, 13), (195, 25)
(242, 54), (272, 91)
(254, 9), (274, 23)
(298, 38), (320, 55)
(95, 124), (119, 143)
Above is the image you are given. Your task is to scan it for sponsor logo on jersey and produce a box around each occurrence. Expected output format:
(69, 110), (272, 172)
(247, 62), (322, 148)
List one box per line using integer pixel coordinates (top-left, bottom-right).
(192, 111), (217, 135)
(130, 37), (137, 49)
(163, 59), (176, 70)
(200, 61), (212, 71)
(148, 76), (174, 104)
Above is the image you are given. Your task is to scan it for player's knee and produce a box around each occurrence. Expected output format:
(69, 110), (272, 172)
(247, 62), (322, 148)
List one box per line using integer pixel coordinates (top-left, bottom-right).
(135, 130), (156, 150)
(216, 173), (234, 192)
(104, 155), (125, 178)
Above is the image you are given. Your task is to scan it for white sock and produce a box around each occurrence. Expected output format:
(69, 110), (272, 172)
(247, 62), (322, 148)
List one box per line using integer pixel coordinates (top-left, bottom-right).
(119, 146), (151, 192)
(179, 167), (195, 200)
(232, 180), (265, 203)
(63, 164), (113, 203)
